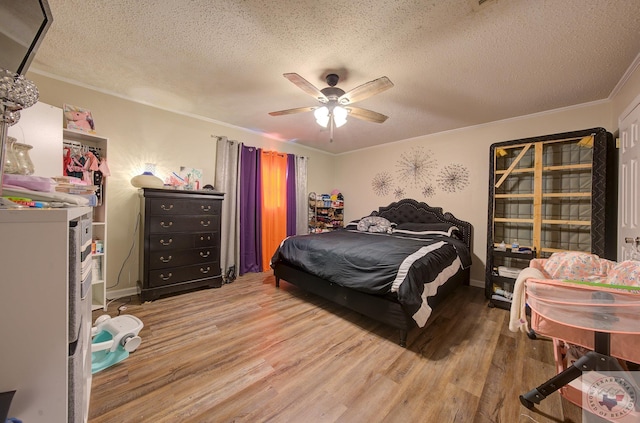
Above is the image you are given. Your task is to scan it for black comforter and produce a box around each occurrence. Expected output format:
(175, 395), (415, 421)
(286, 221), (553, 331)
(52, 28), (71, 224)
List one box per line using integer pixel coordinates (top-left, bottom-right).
(270, 229), (472, 327)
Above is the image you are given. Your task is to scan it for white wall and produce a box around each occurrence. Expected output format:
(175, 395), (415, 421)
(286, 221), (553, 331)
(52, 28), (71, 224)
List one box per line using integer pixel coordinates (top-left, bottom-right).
(26, 72), (334, 296)
(7, 102), (63, 177)
(612, 59), (640, 124)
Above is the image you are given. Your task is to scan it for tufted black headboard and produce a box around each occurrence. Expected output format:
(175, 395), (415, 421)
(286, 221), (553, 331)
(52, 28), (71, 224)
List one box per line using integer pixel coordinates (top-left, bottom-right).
(370, 199), (472, 250)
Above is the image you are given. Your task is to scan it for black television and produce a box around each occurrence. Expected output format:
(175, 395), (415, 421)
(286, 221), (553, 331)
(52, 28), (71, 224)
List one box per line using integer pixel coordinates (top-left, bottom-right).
(0, 0), (53, 75)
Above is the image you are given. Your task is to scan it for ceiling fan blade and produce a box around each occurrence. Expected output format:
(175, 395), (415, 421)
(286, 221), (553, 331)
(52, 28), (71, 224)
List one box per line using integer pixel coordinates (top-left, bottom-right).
(339, 76), (394, 105)
(283, 73), (328, 103)
(269, 106), (317, 116)
(346, 106), (389, 123)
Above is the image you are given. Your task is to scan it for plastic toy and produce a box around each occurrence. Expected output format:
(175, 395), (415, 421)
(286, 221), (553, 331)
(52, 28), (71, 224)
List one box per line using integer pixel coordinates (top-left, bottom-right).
(91, 314), (143, 374)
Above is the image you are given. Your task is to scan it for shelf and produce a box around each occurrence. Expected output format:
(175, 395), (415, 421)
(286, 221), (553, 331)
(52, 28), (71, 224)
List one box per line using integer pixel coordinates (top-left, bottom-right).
(489, 297), (512, 310)
(308, 192), (344, 233)
(63, 128), (108, 143)
(491, 275), (519, 285)
(491, 249), (535, 260)
(64, 128), (108, 311)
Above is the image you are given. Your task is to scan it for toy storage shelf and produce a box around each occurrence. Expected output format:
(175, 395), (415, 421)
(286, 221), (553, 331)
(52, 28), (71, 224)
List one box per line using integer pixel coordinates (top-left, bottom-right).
(63, 128), (108, 311)
(485, 128), (617, 305)
(308, 192), (344, 233)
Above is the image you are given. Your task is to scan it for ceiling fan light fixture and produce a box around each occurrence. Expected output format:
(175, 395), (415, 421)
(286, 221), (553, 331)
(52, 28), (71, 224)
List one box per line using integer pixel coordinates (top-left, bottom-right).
(314, 106), (329, 127)
(333, 106), (348, 127)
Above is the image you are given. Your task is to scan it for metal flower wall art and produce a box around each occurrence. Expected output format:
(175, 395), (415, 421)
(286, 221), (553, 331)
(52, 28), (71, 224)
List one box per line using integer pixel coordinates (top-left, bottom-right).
(395, 146), (436, 188)
(436, 163), (470, 193)
(393, 187), (406, 199)
(372, 171), (393, 196)
(370, 147), (471, 199)
(421, 184), (436, 198)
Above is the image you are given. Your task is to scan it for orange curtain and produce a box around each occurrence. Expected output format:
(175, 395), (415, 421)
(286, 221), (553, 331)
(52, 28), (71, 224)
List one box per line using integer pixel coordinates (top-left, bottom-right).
(261, 151), (288, 271)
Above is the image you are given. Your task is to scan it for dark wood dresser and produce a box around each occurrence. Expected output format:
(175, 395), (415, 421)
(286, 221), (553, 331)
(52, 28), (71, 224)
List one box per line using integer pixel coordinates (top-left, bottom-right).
(138, 188), (224, 301)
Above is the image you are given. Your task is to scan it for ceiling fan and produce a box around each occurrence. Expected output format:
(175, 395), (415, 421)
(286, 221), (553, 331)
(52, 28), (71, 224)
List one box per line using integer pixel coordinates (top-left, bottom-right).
(269, 72), (394, 142)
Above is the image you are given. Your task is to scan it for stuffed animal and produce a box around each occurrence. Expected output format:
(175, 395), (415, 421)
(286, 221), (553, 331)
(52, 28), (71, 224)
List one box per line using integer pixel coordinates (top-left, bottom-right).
(65, 110), (95, 132)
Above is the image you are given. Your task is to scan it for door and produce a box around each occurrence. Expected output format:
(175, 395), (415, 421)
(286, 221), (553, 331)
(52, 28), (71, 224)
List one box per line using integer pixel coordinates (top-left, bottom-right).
(618, 99), (640, 261)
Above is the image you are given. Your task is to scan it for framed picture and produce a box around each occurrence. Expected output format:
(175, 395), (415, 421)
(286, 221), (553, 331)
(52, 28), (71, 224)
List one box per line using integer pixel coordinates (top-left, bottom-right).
(63, 103), (95, 133)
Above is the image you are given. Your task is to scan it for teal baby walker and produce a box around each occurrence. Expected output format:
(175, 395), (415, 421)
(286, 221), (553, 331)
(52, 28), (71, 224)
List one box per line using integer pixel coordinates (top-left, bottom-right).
(91, 314), (143, 374)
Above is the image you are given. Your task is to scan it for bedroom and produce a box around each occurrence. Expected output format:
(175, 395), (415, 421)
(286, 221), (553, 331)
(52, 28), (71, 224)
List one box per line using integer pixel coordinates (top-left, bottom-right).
(1, 0), (640, 422)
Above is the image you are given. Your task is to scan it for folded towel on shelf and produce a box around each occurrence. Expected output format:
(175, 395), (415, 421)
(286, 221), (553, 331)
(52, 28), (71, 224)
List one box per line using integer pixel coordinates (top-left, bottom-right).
(2, 174), (57, 192)
(2, 186), (94, 206)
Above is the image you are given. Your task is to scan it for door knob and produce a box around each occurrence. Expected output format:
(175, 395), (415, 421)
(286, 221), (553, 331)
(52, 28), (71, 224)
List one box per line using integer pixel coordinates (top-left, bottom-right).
(624, 237), (640, 245)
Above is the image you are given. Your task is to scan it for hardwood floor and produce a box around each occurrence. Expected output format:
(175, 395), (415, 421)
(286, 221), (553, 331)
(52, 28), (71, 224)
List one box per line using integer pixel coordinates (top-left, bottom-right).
(89, 272), (584, 422)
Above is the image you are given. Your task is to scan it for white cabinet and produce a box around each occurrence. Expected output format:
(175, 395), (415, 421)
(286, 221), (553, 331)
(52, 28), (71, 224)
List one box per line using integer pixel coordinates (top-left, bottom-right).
(0, 207), (93, 423)
(63, 128), (109, 311)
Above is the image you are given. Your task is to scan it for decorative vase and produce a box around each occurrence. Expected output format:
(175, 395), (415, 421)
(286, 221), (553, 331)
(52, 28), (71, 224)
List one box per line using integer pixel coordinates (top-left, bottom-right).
(13, 142), (35, 175)
(2, 136), (19, 174)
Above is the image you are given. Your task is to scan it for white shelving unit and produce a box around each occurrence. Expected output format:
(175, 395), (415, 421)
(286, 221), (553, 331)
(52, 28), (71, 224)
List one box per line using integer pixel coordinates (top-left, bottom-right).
(0, 207), (93, 423)
(63, 128), (109, 311)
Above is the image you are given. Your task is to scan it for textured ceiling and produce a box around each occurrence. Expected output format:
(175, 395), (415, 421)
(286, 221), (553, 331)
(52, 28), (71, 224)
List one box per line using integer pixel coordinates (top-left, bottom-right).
(31, 0), (640, 154)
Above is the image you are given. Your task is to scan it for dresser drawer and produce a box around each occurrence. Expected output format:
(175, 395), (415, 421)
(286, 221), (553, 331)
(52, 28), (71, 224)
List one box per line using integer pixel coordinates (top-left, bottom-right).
(148, 263), (221, 288)
(148, 198), (221, 216)
(149, 247), (219, 270)
(148, 232), (217, 251)
(148, 214), (220, 233)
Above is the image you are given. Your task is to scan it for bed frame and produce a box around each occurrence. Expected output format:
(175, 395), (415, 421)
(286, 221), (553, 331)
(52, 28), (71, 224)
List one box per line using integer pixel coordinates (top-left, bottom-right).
(273, 198), (472, 346)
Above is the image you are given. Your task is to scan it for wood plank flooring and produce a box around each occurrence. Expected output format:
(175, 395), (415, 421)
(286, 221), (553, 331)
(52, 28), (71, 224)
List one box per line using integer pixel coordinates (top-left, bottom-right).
(89, 272), (584, 422)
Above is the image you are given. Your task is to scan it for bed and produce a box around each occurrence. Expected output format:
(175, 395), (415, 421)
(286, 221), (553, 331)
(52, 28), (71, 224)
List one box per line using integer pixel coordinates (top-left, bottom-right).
(270, 198), (472, 346)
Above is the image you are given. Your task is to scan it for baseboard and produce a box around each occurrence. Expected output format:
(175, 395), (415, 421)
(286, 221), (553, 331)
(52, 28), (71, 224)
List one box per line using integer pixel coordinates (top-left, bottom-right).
(107, 286), (140, 301)
(469, 278), (484, 289)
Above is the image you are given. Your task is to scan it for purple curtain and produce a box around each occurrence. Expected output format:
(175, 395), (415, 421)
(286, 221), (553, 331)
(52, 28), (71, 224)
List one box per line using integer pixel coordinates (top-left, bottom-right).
(239, 145), (262, 275)
(286, 154), (297, 236)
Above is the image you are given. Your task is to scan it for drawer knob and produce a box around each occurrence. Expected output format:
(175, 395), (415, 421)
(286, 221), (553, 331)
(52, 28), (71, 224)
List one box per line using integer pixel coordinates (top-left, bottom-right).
(201, 205), (211, 212)
(200, 266), (211, 274)
(161, 204), (174, 210)
(200, 251), (210, 258)
(200, 220), (211, 227)
(159, 238), (173, 246)
(200, 235), (211, 241)
(160, 255), (172, 263)
(160, 272), (173, 281)
(160, 221), (173, 228)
